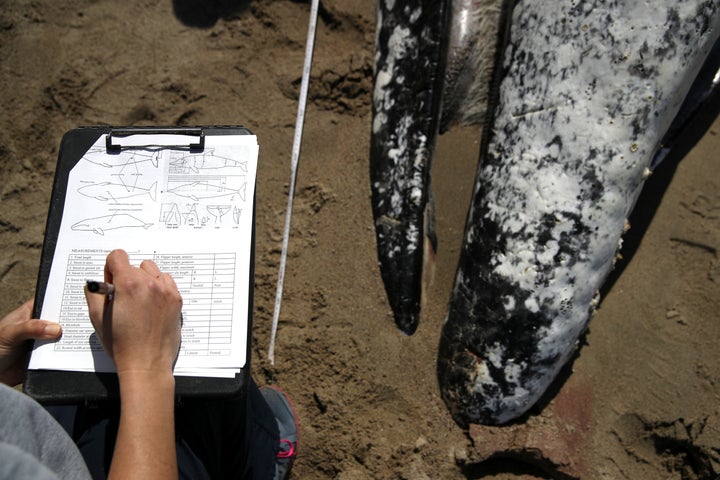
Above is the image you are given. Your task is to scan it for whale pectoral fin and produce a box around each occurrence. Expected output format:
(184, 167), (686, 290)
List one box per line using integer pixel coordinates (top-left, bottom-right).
(370, 0), (450, 335)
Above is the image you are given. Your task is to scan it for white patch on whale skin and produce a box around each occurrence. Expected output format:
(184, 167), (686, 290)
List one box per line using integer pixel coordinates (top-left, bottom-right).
(409, 185), (422, 205)
(469, 358), (492, 391)
(486, 342), (505, 368)
(502, 295), (516, 311)
(388, 245), (402, 259)
(523, 297), (539, 314)
(406, 223), (419, 253)
(390, 189), (403, 212)
(503, 361), (525, 385)
(469, 343), (531, 407)
(408, 7), (421, 24)
(384, 114), (427, 219)
(452, 0), (720, 424)
(372, 111), (388, 135)
(373, 25), (416, 135)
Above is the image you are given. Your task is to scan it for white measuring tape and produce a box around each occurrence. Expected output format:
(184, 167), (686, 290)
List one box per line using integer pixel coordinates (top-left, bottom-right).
(268, 0), (320, 365)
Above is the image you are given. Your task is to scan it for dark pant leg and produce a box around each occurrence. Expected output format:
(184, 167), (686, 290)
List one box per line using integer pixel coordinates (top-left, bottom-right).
(241, 379), (280, 480)
(72, 401), (209, 480)
(72, 402), (119, 480)
(176, 378), (279, 480)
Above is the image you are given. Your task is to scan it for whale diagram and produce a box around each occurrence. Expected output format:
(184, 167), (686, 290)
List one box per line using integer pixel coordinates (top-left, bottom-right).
(82, 147), (160, 169)
(167, 177), (247, 202)
(169, 149), (249, 174)
(71, 213), (153, 236)
(77, 181), (158, 202)
(71, 143), (251, 234)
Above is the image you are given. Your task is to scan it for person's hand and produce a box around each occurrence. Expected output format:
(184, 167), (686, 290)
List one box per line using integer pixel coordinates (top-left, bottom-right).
(0, 299), (62, 385)
(84, 249), (182, 378)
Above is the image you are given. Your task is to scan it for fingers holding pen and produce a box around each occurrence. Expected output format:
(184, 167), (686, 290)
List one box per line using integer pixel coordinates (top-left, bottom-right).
(139, 259), (180, 304)
(95, 250), (182, 308)
(85, 250), (183, 374)
(140, 259), (162, 278)
(84, 282), (107, 322)
(142, 265), (183, 320)
(104, 249), (131, 283)
(104, 251), (172, 299)
(86, 249), (130, 350)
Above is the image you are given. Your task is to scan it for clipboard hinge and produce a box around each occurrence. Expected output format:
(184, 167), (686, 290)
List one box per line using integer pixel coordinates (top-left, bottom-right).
(106, 127), (205, 152)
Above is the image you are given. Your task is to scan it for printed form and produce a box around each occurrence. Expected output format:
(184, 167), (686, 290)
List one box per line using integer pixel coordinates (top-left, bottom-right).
(29, 133), (258, 378)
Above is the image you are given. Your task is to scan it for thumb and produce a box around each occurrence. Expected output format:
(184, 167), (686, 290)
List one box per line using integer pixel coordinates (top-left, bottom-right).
(0, 319), (62, 348)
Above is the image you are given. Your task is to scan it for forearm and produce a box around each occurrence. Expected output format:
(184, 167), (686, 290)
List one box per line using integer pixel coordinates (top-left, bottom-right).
(109, 371), (177, 480)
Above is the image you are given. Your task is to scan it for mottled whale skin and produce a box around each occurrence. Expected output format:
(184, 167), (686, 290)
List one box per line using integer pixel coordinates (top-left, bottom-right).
(371, 0), (508, 334)
(370, 0), (450, 334)
(438, 0), (720, 426)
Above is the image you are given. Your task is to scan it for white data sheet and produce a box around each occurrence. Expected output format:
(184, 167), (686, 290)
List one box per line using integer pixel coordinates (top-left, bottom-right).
(29, 133), (258, 378)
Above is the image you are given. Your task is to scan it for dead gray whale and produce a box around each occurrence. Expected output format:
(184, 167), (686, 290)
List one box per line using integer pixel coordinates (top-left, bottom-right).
(370, 0), (720, 425)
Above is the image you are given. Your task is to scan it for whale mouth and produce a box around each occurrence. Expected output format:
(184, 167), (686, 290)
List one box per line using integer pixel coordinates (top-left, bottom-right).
(370, 0), (720, 425)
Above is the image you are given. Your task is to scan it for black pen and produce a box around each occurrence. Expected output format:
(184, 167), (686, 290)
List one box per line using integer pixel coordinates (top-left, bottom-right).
(86, 280), (115, 296)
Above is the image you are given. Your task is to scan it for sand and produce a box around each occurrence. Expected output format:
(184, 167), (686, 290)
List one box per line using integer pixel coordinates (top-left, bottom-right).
(0, 1), (718, 478)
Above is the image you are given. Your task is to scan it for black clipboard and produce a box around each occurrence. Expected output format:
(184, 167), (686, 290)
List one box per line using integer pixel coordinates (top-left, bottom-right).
(24, 126), (255, 404)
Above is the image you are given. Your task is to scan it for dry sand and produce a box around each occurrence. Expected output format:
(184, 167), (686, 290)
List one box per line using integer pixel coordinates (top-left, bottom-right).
(0, 1), (718, 478)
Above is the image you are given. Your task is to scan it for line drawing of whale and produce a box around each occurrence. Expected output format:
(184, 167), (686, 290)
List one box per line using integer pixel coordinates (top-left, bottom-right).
(71, 213), (154, 235)
(370, 0), (720, 426)
(170, 150), (248, 174)
(83, 149), (159, 169)
(78, 181), (158, 202)
(167, 180), (247, 202)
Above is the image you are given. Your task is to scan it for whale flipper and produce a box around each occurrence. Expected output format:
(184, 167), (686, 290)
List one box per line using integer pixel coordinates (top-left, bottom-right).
(370, 0), (451, 334)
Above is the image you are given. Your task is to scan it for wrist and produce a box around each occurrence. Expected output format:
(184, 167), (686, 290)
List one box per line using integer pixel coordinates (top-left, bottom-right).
(117, 369), (175, 397)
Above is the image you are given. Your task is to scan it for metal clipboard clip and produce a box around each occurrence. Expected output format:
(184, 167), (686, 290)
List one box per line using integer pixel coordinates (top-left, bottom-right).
(105, 127), (205, 153)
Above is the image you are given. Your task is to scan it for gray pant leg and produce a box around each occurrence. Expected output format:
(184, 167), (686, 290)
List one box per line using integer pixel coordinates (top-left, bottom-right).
(0, 442), (62, 480)
(0, 384), (91, 480)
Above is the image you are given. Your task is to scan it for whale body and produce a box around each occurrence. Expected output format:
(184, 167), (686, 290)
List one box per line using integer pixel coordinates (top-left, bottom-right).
(370, 0), (720, 426)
